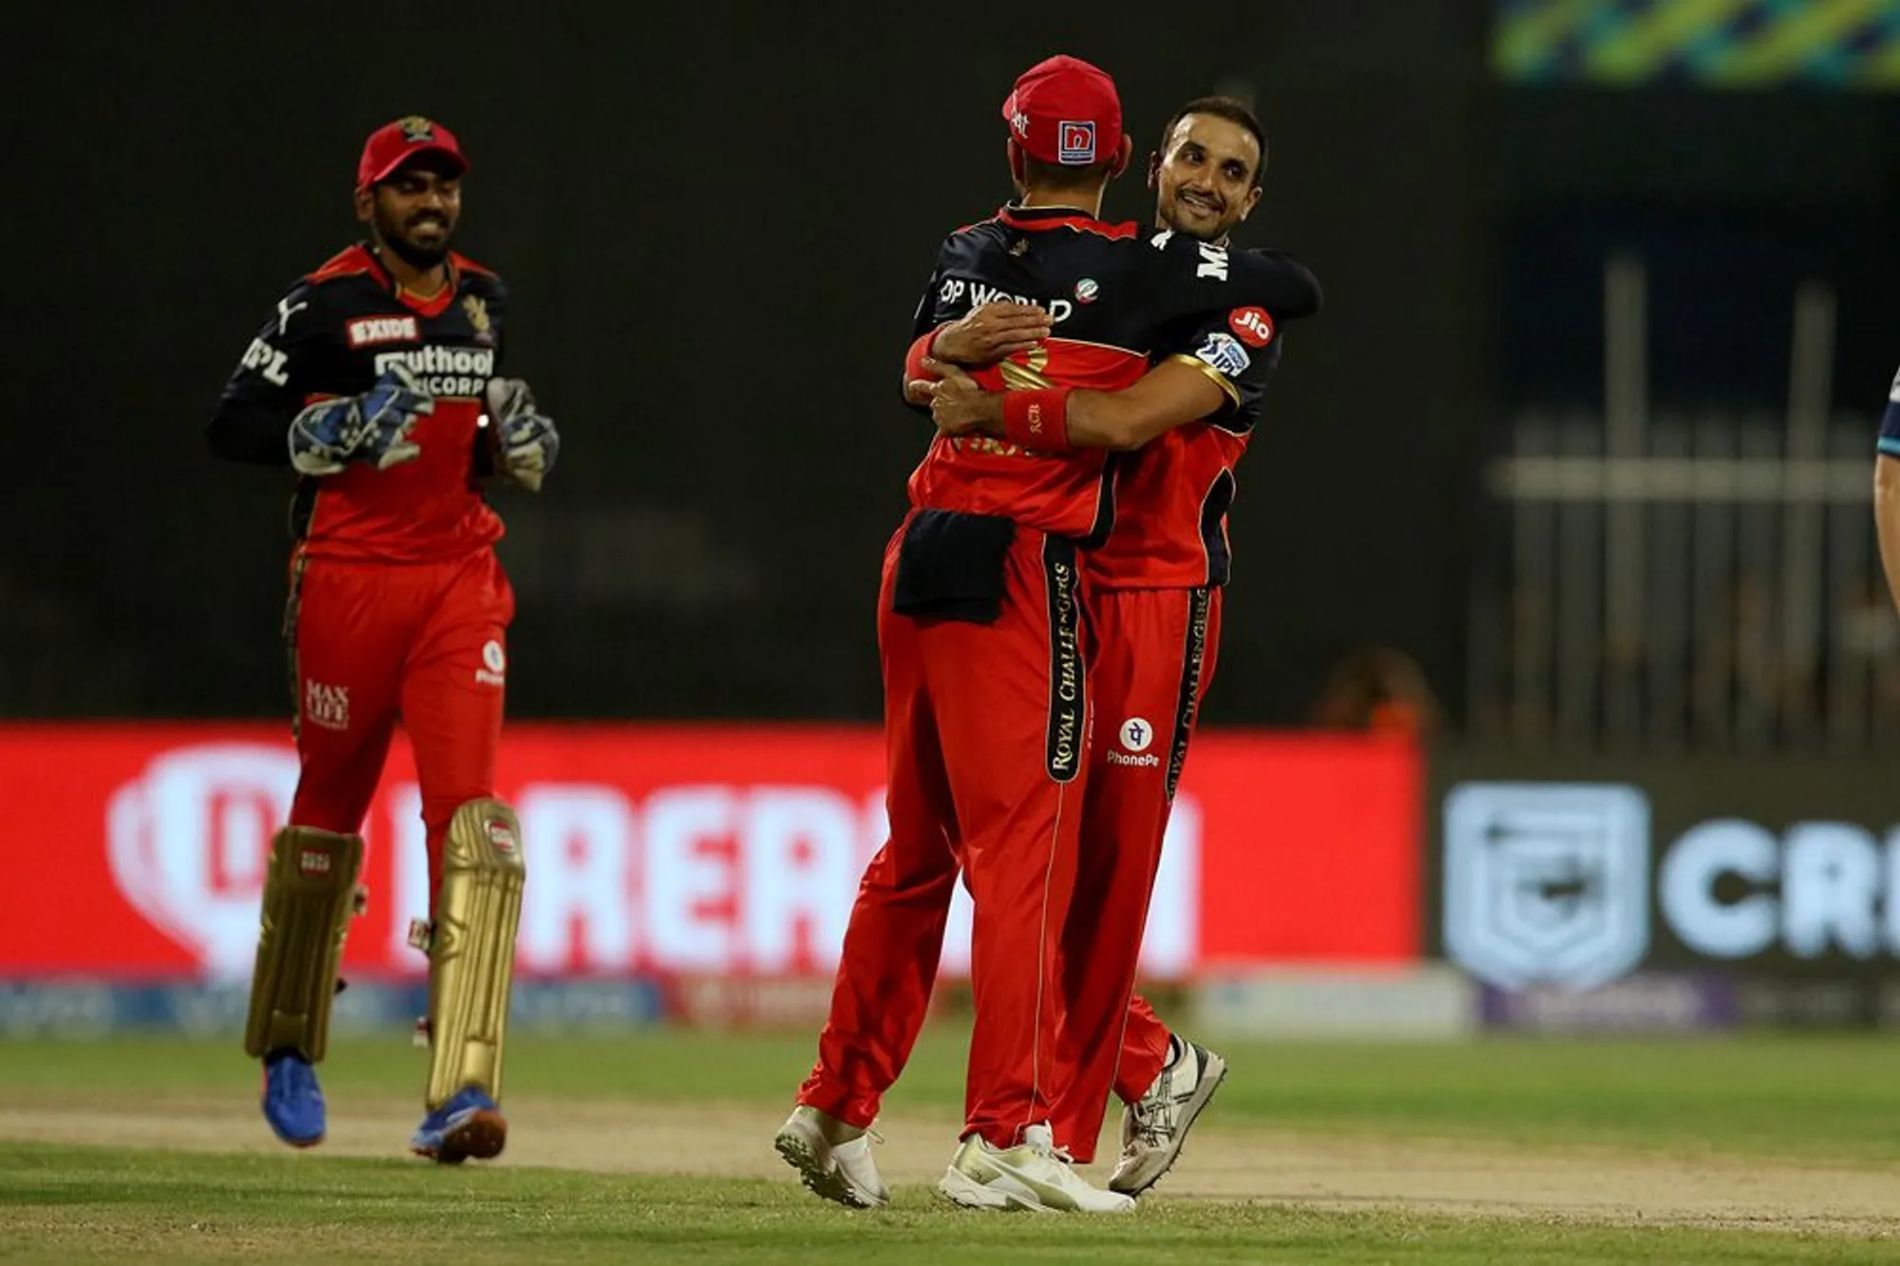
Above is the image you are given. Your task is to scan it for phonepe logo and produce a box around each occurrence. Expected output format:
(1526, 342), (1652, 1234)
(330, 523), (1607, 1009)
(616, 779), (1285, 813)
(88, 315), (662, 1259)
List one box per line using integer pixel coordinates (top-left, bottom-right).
(1446, 781), (1900, 987)
(1444, 783), (1650, 989)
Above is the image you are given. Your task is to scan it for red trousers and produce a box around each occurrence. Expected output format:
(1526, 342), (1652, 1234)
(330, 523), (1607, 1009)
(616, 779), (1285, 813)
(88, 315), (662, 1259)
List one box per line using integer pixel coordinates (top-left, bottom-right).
(800, 520), (1222, 1156)
(800, 520), (1088, 1149)
(1051, 585), (1221, 1160)
(285, 547), (514, 907)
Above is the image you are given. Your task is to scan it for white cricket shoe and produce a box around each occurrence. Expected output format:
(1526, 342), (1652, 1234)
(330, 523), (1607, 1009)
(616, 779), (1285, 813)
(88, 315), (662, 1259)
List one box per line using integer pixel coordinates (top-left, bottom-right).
(938, 1123), (1134, 1213)
(1109, 1035), (1228, 1196)
(774, 1105), (889, 1209)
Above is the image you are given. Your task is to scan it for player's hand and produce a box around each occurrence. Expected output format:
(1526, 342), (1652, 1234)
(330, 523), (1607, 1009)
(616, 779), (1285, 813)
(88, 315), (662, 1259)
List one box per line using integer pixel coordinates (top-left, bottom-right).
(357, 364), (432, 469)
(930, 301), (1052, 365)
(924, 359), (1003, 438)
(904, 377), (938, 407)
(484, 378), (560, 492)
(287, 364), (433, 476)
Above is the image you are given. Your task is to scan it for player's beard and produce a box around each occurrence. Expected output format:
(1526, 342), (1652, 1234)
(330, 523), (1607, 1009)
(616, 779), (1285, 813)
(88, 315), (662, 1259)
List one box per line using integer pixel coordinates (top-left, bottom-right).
(375, 206), (454, 270)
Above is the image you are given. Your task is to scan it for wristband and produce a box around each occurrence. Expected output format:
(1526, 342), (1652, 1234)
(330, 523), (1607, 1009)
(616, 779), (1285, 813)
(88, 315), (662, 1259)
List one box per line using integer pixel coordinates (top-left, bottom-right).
(1002, 388), (1073, 452)
(905, 330), (941, 384)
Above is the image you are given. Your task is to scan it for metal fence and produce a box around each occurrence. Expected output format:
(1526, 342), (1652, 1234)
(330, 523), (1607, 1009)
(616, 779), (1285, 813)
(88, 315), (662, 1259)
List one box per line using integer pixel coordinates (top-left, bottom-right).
(1468, 260), (1897, 751)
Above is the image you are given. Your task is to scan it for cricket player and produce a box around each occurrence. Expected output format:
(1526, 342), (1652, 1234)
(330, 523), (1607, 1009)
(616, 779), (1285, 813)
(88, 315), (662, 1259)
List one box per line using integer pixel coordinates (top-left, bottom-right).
(206, 116), (559, 1163)
(924, 97), (1315, 1196)
(1875, 365), (1900, 616)
(776, 58), (1316, 1213)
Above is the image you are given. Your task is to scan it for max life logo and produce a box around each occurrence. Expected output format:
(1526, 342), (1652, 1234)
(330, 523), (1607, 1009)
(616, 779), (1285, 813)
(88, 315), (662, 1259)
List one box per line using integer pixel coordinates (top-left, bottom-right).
(99, 741), (1202, 981)
(305, 681), (349, 732)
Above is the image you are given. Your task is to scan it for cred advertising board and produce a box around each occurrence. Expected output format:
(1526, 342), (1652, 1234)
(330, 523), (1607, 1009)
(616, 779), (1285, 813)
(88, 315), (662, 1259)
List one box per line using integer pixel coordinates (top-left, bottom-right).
(1435, 751), (1900, 989)
(3, 724), (1421, 982)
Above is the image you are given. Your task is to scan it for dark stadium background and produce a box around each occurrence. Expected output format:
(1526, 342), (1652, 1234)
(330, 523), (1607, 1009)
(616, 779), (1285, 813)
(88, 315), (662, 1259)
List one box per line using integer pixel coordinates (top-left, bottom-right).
(4, 0), (1897, 731)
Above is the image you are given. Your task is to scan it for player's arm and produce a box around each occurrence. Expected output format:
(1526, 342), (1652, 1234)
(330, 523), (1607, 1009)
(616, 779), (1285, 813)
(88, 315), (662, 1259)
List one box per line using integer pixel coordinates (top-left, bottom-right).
(206, 282), (430, 474)
(897, 245), (1052, 407)
(1873, 367), (1900, 618)
(903, 302), (1052, 412)
(920, 356), (1226, 452)
(912, 234), (1314, 447)
(918, 297), (1283, 451)
(206, 282), (326, 465)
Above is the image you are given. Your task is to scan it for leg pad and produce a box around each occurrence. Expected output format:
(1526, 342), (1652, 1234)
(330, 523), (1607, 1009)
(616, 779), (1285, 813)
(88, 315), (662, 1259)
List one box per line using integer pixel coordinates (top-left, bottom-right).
(243, 827), (365, 1062)
(424, 798), (526, 1109)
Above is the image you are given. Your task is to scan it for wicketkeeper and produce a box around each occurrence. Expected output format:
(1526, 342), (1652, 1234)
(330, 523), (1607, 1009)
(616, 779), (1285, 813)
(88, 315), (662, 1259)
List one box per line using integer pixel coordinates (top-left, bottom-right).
(206, 116), (559, 1163)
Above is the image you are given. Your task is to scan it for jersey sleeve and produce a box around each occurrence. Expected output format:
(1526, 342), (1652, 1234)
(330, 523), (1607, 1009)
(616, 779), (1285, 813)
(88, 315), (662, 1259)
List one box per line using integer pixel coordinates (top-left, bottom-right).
(1138, 231), (1322, 327)
(1160, 315), (1286, 435)
(899, 252), (948, 411)
(205, 279), (330, 465)
(910, 258), (947, 341)
(1878, 365), (1900, 459)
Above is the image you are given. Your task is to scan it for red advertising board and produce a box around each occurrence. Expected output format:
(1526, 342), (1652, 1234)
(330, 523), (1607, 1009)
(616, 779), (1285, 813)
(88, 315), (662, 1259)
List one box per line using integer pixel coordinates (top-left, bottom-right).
(3, 724), (1420, 980)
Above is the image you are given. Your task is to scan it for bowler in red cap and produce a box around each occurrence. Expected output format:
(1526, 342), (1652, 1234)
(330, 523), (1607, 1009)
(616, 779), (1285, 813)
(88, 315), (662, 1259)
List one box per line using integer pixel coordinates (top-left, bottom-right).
(1000, 54), (1131, 188)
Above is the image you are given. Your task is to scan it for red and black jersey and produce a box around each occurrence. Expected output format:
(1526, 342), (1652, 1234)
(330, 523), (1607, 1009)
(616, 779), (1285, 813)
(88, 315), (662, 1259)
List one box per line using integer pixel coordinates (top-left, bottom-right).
(1089, 283), (1313, 590)
(904, 206), (1318, 544)
(208, 243), (507, 564)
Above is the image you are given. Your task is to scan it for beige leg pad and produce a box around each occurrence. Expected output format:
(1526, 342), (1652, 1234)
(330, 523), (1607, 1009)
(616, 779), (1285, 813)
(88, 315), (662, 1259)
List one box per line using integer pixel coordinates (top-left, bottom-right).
(243, 827), (365, 1062)
(425, 798), (526, 1109)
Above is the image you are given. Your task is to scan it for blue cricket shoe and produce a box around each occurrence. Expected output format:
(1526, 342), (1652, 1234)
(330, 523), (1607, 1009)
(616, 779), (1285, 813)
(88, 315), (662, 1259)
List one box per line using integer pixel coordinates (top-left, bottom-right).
(410, 1085), (508, 1164)
(261, 1050), (326, 1148)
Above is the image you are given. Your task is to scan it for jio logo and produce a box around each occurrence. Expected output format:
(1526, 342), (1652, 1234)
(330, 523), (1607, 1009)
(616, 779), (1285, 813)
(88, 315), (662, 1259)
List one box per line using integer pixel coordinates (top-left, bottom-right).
(1120, 717), (1154, 753)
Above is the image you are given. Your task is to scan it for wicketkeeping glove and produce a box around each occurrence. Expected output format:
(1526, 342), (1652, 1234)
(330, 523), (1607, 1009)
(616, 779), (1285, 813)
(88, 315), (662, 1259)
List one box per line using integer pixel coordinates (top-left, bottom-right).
(483, 378), (559, 492)
(288, 364), (433, 476)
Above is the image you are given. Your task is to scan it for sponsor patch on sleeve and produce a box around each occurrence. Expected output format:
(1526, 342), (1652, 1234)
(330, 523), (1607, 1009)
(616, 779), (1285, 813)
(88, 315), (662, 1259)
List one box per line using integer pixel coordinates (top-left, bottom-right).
(1229, 306), (1275, 348)
(1194, 331), (1252, 379)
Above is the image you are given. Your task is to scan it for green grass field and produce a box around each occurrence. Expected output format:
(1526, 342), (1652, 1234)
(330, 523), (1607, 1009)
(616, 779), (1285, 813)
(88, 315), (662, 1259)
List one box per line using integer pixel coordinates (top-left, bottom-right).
(5, 1029), (1900, 1263)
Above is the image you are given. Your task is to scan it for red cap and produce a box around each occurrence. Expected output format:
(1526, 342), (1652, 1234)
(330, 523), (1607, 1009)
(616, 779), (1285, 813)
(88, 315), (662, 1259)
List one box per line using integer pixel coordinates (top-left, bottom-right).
(356, 116), (469, 190)
(1001, 55), (1122, 167)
